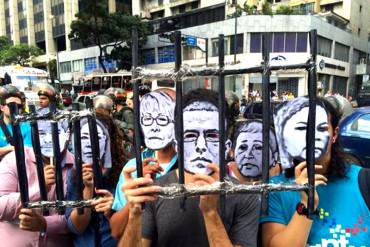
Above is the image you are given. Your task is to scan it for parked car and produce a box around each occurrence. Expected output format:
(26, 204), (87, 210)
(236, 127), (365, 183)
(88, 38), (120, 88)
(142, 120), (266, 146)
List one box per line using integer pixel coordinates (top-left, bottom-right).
(73, 94), (93, 110)
(339, 107), (370, 167)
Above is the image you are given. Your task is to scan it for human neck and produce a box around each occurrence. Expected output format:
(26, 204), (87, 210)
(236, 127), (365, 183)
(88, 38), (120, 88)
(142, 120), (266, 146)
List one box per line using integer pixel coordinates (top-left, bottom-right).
(156, 145), (176, 164)
(316, 154), (331, 175)
(116, 104), (123, 111)
(2, 114), (10, 124)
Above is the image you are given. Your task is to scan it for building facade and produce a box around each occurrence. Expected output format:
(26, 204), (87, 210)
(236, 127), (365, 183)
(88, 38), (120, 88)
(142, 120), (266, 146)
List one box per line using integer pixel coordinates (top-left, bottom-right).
(0, 0), (131, 63)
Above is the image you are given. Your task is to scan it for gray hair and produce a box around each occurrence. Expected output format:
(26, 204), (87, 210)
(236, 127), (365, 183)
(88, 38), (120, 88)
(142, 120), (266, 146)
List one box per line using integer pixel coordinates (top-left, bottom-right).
(233, 119), (279, 163)
(93, 95), (114, 111)
(140, 91), (175, 120)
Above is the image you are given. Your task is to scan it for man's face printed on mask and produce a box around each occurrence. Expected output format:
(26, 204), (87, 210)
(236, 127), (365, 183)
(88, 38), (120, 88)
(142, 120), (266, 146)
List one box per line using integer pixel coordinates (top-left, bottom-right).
(274, 97), (330, 169)
(234, 121), (276, 178)
(183, 101), (220, 175)
(80, 123), (107, 164)
(38, 121), (69, 157)
(140, 92), (175, 150)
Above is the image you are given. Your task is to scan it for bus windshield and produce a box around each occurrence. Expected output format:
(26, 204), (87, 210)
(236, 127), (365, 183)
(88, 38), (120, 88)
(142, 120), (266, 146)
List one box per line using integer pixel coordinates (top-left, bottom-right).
(14, 75), (48, 91)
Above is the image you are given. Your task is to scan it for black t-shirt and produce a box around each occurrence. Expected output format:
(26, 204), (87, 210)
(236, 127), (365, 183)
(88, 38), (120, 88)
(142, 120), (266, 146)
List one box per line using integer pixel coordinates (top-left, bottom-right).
(141, 171), (260, 247)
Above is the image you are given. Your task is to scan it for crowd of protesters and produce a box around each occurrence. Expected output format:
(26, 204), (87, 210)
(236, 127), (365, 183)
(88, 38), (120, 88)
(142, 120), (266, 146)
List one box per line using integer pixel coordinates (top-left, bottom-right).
(0, 78), (368, 247)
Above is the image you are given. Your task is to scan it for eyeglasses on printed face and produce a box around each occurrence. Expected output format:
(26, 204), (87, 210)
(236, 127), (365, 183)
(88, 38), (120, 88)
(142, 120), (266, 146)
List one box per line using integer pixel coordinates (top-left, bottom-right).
(141, 115), (173, 126)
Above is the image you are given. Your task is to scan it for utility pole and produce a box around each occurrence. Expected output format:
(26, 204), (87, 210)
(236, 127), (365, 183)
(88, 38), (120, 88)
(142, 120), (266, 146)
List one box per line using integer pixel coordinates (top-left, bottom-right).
(233, 0), (237, 64)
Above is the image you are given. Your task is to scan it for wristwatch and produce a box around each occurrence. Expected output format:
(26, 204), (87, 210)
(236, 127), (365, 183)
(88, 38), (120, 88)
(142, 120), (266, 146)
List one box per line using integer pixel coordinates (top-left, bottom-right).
(296, 202), (309, 216)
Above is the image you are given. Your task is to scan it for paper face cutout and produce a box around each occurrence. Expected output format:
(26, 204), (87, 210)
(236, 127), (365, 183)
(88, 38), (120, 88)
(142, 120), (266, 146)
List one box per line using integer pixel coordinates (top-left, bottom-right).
(80, 123), (107, 164)
(274, 97), (330, 169)
(140, 91), (175, 150)
(183, 101), (219, 175)
(38, 121), (69, 157)
(234, 120), (278, 178)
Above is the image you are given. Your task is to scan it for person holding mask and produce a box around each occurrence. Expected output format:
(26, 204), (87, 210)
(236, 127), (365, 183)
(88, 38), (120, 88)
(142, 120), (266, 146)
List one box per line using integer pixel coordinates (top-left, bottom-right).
(65, 112), (126, 247)
(109, 89), (177, 240)
(261, 97), (370, 246)
(0, 85), (32, 159)
(119, 89), (259, 247)
(0, 120), (73, 246)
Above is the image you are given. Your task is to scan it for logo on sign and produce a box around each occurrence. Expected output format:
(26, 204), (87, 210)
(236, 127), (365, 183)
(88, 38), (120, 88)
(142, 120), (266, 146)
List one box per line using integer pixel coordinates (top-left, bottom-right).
(186, 36), (197, 47)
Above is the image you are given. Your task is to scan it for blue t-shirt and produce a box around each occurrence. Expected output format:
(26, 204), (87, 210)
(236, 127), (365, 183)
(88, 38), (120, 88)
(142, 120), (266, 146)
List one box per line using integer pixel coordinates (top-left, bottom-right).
(260, 165), (370, 246)
(112, 149), (177, 211)
(0, 122), (32, 147)
(65, 169), (117, 247)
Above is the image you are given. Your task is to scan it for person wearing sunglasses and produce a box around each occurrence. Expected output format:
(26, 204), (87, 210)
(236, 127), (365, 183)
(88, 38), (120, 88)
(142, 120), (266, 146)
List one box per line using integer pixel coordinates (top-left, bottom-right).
(0, 85), (32, 159)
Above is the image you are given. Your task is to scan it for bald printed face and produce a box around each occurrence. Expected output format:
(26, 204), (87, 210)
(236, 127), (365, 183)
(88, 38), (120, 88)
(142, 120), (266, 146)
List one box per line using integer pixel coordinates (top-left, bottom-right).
(183, 101), (220, 175)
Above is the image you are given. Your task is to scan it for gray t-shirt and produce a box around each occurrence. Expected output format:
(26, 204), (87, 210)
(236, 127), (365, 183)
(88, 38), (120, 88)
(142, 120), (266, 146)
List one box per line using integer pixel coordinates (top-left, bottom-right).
(142, 170), (260, 247)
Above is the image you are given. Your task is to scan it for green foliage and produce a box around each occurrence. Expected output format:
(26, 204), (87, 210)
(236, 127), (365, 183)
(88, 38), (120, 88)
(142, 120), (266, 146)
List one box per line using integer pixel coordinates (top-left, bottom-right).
(243, 3), (257, 15)
(0, 36), (11, 51)
(261, 1), (273, 15)
(69, 0), (149, 72)
(0, 43), (44, 66)
(275, 5), (297, 15)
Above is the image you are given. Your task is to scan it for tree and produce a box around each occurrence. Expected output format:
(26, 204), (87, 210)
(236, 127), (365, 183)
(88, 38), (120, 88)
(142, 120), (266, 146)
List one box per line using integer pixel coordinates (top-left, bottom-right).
(0, 36), (11, 51)
(69, 0), (149, 72)
(261, 1), (273, 15)
(0, 43), (43, 66)
(243, 3), (257, 15)
(275, 5), (297, 15)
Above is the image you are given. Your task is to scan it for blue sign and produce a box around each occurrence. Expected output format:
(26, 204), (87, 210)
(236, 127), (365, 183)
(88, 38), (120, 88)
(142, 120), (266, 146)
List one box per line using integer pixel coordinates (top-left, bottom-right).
(186, 36), (197, 47)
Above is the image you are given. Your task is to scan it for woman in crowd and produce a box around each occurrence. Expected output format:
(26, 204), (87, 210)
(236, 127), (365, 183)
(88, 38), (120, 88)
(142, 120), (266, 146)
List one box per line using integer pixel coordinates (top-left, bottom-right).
(261, 97), (370, 246)
(65, 112), (126, 247)
(0, 120), (73, 247)
(228, 119), (280, 183)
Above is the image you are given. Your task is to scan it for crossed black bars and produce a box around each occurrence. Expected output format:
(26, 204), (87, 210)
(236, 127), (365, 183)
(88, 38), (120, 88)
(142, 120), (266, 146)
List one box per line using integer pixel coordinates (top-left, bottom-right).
(9, 100), (102, 213)
(131, 29), (317, 218)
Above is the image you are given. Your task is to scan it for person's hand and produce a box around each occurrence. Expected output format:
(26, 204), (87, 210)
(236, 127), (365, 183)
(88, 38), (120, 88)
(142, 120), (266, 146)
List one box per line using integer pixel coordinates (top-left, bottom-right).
(191, 163), (220, 214)
(82, 163), (94, 188)
(121, 167), (161, 215)
(43, 164), (55, 191)
(5, 145), (14, 153)
(18, 208), (46, 232)
(295, 161), (327, 210)
(91, 189), (114, 218)
(143, 158), (163, 178)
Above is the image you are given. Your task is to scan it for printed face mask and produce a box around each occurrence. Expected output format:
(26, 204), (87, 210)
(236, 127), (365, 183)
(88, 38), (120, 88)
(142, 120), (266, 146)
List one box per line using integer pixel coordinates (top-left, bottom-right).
(140, 92), (175, 150)
(274, 97), (330, 169)
(234, 121), (278, 178)
(80, 123), (107, 164)
(38, 121), (69, 157)
(183, 101), (219, 175)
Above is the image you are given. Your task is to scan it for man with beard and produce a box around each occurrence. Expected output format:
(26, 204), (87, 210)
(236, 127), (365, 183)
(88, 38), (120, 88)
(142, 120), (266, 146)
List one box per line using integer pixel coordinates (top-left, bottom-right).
(109, 89), (177, 239)
(119, 89), (259, 247)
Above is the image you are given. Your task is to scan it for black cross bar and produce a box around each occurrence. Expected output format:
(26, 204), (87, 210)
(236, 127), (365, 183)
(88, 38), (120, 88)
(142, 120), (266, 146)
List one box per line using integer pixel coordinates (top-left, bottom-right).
(9, 102), (29, 207)
(261, 33), (272, 215)
(29, 104), (49, 215)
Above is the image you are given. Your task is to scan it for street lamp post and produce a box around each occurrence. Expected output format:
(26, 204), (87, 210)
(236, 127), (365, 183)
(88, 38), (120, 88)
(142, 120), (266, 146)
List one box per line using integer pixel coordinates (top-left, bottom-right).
(233, 0), (237, 64)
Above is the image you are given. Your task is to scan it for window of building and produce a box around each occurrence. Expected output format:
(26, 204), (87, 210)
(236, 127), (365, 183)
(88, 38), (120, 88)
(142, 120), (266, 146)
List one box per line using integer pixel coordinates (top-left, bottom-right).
(317, 36), (332, 58)
(60, 61), (71, 73)
(151, 10), (164, 20)
(158, 46), (175, 63)
(191, 1), (199, 9)
(285, 33), (296, 52)
(334, 42), (349, 62)
(142, 48), (156, 65)
(84, 58), (97, 74)
(179, 4), (186, 13)
(230, 34), (244, 54)
(296, 33), (307, 52)
(73, 59), (83, 72)
(211, 37), (230, 56)
(360, 5), (362, 12)
(250, 33), (261, 53)
(273, 32), (284, 52)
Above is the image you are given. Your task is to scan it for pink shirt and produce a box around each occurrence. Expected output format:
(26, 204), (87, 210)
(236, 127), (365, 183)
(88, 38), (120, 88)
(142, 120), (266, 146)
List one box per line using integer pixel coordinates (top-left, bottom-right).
(0, 147), (74, 247)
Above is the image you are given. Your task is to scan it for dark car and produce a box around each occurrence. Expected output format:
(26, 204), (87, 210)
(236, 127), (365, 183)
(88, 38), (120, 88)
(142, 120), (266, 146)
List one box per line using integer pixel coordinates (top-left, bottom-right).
(339, 107), (370, 167)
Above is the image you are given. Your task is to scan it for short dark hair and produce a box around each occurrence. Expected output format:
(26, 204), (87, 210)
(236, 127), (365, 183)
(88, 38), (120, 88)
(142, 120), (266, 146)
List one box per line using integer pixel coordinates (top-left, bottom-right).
(182, 88), (230, 130)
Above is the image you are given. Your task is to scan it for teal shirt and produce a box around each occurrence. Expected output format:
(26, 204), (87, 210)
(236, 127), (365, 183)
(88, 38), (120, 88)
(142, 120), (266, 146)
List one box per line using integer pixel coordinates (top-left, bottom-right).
(0, 122), (32, 147)
(260, 165), (370, 246)
(112, 149), (177, 211)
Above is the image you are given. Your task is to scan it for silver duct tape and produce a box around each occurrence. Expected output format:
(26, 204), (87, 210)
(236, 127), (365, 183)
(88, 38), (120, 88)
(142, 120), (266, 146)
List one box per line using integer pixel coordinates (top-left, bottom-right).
(15, 110), (94, 123)
(27, 199), (93, 209)
(158, 182), (309, 199)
